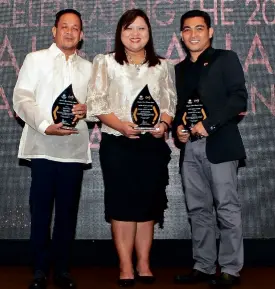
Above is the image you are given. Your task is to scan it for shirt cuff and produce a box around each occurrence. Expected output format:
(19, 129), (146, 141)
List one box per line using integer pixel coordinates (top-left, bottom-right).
(38, 120), (51, 135)
(202, 118), (220, 135)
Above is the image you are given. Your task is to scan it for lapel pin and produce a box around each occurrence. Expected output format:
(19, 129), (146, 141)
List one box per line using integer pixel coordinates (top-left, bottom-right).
(204, 62), (208, 66)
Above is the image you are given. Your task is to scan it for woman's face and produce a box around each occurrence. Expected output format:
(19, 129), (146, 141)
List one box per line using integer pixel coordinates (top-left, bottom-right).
(121, 16), (149, 54)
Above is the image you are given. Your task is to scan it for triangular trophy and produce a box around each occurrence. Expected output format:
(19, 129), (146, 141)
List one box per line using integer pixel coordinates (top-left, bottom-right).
(52, 84), (79, 130)
(182, 89), (207, 141)
(131, 85), (160, 130)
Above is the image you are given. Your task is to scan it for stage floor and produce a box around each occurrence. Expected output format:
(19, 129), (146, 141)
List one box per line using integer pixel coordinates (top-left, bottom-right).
(1, 266), (274, 289)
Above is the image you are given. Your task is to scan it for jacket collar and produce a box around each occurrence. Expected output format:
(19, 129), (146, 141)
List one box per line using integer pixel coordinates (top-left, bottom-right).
(186, 46), (215, 65)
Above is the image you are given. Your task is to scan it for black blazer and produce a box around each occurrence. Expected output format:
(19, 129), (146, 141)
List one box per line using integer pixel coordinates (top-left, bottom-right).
(173, 47), (248, 164)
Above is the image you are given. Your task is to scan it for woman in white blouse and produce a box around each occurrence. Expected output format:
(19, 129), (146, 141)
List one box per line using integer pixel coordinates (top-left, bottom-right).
(87, 9), (176, 287)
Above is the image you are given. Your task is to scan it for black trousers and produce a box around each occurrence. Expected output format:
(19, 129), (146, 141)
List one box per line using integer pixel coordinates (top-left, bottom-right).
(29, 159), (83, 275)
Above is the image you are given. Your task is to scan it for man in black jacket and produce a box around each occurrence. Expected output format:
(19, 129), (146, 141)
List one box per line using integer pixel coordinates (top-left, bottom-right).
(173, 10), (247, 286)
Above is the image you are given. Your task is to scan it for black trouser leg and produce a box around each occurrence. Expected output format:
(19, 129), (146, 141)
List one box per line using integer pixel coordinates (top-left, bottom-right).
(29, 159), (56, 275)
(51, 162), (83, 274)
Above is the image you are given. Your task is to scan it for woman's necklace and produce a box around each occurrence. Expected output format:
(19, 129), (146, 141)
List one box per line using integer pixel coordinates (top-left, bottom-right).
(125, 50), (147, 72)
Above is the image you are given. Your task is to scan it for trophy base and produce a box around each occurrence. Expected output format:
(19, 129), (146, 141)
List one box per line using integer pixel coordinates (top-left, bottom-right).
(61, 126), (78, 131)
(134, 127), (158, 131)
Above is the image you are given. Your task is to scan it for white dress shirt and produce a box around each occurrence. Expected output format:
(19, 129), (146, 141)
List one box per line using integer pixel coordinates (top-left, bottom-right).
(13, 43), (92, 163)
(87, 53), (177, 136)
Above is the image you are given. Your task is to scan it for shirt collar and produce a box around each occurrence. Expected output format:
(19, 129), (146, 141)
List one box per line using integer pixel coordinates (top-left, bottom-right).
(49, 43), (77, 62)
(187, 46), (214, 65)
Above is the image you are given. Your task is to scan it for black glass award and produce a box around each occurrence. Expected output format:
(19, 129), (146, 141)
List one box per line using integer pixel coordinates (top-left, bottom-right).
(52, 84), (79, 130)
(182, 90), (207, 141)
(131, 85), (160, 130)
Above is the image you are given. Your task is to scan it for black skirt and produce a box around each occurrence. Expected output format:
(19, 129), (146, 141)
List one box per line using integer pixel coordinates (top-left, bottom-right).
(99, 132), (171, 227)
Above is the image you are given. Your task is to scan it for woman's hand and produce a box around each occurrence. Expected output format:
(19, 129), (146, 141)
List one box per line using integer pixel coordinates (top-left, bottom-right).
(119, 121), (141, 139)
(150, 122), (166, 138)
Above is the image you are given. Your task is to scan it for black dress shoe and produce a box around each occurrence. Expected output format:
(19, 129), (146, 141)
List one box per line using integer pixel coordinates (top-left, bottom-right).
(53, 272), (76, 289)
(29, 277), (47, 289)
(174, 269), (215, 284)
(136, 273), (156, 284)
(117, 278), (135, 287)
(209, 272), (240, 286)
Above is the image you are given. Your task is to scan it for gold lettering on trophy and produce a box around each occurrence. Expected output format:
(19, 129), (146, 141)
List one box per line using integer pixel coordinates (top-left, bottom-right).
(53, 105), (59, 120)
(201, 108), (207, 119)
(133, 107), (138, 122)
(182, 112), (187, 126)
(152, 106), (158, 123)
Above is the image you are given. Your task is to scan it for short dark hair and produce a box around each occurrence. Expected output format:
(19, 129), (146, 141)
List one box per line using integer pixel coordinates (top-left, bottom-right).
(55, 9), (83, 31)
(180, 10), (211, 31)
(114, 9), (161, 67)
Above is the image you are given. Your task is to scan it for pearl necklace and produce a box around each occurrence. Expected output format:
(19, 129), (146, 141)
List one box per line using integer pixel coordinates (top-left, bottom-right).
(125, 50), (147, 71)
